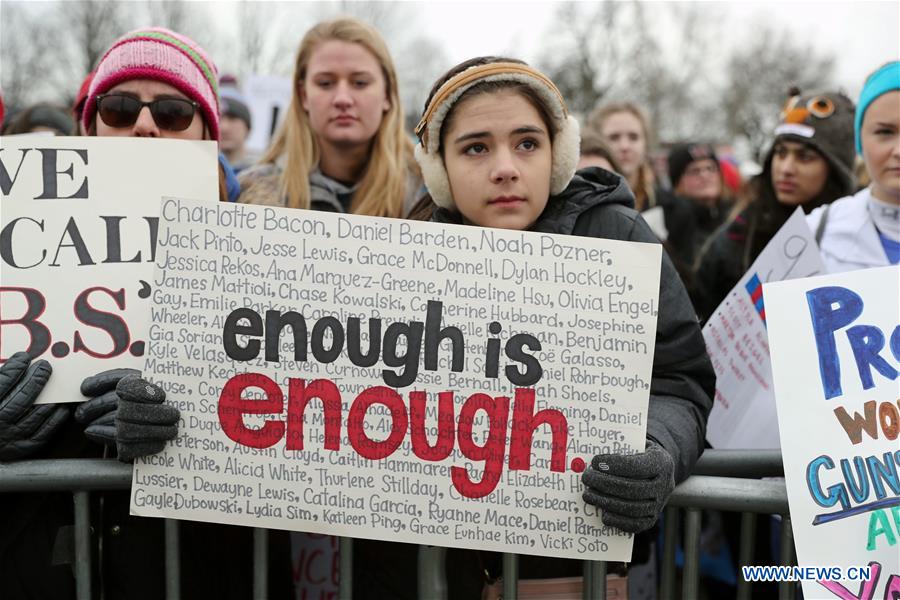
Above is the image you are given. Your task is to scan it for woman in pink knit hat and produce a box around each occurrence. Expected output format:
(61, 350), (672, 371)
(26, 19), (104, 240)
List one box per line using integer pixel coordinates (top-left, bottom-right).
(81, 27), (234, 202)
(0, 27), (292, 600)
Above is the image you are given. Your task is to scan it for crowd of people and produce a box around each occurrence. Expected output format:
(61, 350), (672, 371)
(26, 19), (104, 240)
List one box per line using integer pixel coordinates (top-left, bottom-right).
(0, 16), (898, 600)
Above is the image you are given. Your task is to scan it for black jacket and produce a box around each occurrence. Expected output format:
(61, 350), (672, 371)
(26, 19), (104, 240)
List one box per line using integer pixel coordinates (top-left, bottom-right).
(687, 196), (733, 258)
(351, 169), (715, 597)
(435, 167), (715, 482)
(692, 200), (796, 323)
(654, 187), (696, 268)
(430, 168), (715, 584)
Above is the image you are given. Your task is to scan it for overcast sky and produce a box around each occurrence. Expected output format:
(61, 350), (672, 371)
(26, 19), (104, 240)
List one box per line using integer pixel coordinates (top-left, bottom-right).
(3, 0), (897, 111)
(417, 0), (898, 98)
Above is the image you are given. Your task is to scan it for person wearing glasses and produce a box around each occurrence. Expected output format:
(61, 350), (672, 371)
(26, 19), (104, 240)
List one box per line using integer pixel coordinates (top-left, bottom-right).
(693, 90), (856, 321)
(0, 27), (291, 600)
(238, 17), (421, 217)
(808, 61), (900, 272)
(667, 143), (735, 264)
(82, 27), (239, 202)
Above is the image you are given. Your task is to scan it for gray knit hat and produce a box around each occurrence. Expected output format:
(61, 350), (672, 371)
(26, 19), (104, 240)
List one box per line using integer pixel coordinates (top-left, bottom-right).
(766, 89), (856, 194)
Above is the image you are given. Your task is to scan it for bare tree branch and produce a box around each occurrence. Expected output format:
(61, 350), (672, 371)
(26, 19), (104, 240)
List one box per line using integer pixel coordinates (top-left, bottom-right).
(0, 2), (57, 108)
(722, 21), (835, 160)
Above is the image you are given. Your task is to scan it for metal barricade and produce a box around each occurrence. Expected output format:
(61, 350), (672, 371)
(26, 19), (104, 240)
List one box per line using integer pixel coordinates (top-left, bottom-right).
(0, 450), (793, 600)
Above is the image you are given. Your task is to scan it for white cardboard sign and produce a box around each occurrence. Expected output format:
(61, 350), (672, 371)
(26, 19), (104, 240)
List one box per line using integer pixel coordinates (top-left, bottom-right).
(767, 266), (900, 599)
(243, 74), (292, 154)
(130, 197), (663, 561)
(0, 136), (218, 403)
(704, 208), (825, 449)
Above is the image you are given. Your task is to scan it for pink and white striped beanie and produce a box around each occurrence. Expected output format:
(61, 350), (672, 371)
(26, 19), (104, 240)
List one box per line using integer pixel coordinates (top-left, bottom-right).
(83, 27), (220, 140)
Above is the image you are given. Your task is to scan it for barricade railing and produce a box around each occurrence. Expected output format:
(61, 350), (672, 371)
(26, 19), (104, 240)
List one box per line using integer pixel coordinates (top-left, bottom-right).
(0, 450), (791, 600)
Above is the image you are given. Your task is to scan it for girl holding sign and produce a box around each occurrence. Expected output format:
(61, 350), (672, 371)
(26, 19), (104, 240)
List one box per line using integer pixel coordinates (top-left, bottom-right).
(403, 56), (715, 595)
(808, 61), (900, 271)
(693, 88), (856, 320)
(239, 18), (421, 217)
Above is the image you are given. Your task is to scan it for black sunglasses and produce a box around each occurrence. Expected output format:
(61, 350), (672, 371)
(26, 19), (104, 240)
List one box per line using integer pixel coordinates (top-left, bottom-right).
(96, 93), (199, 131)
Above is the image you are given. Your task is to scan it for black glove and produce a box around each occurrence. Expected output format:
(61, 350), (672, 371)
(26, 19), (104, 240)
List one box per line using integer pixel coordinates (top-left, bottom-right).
(76, 368), (141, 446)
(114, 375), (179, 462)
(581, 439), (676, 534)
(0, 352), (70, 461)
(77, 370), (179, 462)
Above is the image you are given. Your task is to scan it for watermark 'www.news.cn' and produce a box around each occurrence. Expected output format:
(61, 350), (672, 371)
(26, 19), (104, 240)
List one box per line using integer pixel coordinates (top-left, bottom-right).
(742, 565), (872, 582)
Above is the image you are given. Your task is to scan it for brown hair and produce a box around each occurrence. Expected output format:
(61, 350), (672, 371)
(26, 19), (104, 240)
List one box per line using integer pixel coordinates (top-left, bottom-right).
(586, 102), (656, 210)
(424, 56), (559, 157)
(579, 132), (622, 173)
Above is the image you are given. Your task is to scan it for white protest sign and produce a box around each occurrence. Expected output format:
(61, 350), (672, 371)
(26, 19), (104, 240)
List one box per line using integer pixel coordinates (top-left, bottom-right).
(291, 532), (338, 599)
(243, 74), (292, 155)
(130, 197), (663, 561)
(704, 208), (825, 449)
(766, 266), (900, 599)
(641, 206), (668, 242)
(0, 136), (218, 403)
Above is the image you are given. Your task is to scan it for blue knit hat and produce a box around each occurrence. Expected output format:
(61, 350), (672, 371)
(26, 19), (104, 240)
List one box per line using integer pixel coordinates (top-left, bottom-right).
(855, 61), (900, 154)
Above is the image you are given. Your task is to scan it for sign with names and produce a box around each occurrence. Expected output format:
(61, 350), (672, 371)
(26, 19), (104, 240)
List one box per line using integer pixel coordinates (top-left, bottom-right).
(0, 136), (218, 403)
(130, 197), (663, 561)
(704, 208), (825, 449)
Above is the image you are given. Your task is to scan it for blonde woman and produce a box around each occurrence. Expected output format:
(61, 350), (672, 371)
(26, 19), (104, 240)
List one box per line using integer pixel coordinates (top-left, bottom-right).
(587, 102), (696, 267)
(239, 17), (420, 216)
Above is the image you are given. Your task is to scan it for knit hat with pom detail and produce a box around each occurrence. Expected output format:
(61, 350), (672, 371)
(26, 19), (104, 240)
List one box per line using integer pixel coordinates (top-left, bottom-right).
(83, 28), (220, 140)
(767, 89), (856, 195)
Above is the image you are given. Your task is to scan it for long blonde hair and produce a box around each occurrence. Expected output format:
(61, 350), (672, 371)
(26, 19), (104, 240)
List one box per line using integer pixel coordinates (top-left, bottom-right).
(260, 18), (413, 216)
(587, 102), (657, 211)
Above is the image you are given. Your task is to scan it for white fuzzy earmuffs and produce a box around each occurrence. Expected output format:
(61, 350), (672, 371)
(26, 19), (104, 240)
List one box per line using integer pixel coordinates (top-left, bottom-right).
(414, 65), (581, 210)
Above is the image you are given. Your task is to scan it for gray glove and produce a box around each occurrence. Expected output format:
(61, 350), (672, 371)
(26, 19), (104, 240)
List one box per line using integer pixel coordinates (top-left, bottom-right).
(0, 352), (69, 461)
(76, 368), (141, 446)
(581, 439), (676, 534)
(114, 376), (179, 462)
(77, 370), (179, 462)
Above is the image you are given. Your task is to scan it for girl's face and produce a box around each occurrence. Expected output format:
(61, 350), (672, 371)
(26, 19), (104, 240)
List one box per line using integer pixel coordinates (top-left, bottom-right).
(770, 140), (828, 206)
(861, 90), (900, 204)
(301, 40), (390, 151)
(442, 89), (552, 230)
(95, 79), (205, 140)
(599, 111), (646, 178)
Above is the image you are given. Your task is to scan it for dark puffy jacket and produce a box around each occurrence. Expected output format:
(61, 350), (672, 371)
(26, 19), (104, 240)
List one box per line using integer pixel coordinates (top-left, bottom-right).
(442, 167), (714, 583)
(692, 211), (752, 322)
(353, 168), (715, 596)
(435, 167), (715, 481)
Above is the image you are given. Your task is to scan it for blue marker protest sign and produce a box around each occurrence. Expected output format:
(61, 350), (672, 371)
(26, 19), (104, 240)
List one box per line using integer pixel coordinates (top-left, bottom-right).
(766, 266), (899, 599)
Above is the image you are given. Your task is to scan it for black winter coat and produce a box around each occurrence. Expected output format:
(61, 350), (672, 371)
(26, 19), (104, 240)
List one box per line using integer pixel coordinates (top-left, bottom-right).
(653, 187), (696, 267)
(443, 167), (715, 483)
(353, 168), (715, 595)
